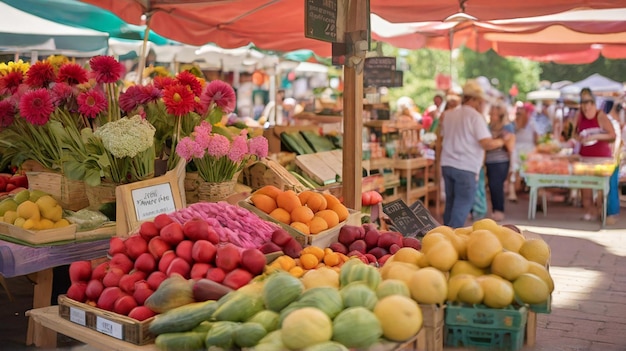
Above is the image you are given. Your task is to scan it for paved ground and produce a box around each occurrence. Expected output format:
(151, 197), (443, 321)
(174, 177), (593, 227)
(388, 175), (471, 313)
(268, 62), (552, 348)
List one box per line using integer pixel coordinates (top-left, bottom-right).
(0, 192), (624, 351)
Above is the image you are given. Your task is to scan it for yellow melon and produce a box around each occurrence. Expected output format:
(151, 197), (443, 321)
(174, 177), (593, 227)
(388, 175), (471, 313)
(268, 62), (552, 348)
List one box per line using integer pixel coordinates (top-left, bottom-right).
(447, 274), (477, 302)
(477, 275), (515, 308)
(420, 232), (450, 254)
(513, 273), (550, 305)
(392, 247), (423, 267)
(490, 251), (530, 281)
(456, 278), (484, 305)
(450, 260), (486, 277)
(519, 239), (551, 266)
(526, 261), (554, 293)
(408, 267), (448, 304)
(466, 229), (503, 268)
(425, 240), (458, 272)
(374, 295), (423, 342)
(495, 226), (526, 253)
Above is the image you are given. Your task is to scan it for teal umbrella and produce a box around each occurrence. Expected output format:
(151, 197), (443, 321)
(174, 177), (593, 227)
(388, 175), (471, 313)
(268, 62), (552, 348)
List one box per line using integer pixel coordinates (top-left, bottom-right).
(3, 0), (172, 45)
(282, 49), (332, 65)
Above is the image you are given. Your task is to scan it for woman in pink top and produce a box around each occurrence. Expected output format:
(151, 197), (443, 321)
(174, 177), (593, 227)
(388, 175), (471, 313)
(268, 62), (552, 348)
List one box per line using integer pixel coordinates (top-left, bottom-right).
(573, 87), (616, 221)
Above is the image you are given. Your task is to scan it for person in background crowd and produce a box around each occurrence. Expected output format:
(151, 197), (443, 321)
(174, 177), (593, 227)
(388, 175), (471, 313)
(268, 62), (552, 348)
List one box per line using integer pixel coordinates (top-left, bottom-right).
(571, 88), (616, 221)
(532, 101), (554, 138)
(439, 80), (510, 228)
(602, 100), (621, 225)
(261, 89), (285, 127)
(508, 102), (538, 202)
(282, 97), (297, 126)
(485, 102), (516, 221)
(395, 96), (422, 125)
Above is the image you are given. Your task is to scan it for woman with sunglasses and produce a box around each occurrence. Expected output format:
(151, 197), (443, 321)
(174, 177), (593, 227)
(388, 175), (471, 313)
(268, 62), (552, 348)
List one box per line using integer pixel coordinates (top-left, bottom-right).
(573, 87), (616, 221)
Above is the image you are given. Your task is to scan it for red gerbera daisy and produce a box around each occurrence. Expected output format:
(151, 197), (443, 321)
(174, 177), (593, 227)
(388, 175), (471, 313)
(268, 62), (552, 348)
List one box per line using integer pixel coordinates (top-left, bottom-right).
(25, 61), (56, 88)
(50, 82), (74, 108)
(19, 88), (54, 126)
(77, 89), (107, 119)
(0, 71), (25, 96)
(0, 99), (16, 128)
(162, 84), (195, 117)
(89, 56), (124, 84)
(119, 85), (142, 112)
(200, 80), (236, 114)
(153, 76), (177, 90)
(140, 84), (162, 104)
(57, 63), (89, 86)
(176, 71), (203, 96)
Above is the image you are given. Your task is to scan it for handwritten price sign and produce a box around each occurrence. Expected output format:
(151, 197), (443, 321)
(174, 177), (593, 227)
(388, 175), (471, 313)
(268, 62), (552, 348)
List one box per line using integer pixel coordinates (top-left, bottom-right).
(131, 183), (176, 221)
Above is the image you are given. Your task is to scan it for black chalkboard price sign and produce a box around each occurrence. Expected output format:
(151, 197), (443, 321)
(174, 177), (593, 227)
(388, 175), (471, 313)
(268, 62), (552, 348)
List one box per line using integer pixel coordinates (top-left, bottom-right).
(363, 57), (403, 88)
(305, 0), (345, 43)
(382, 199), (439, 238)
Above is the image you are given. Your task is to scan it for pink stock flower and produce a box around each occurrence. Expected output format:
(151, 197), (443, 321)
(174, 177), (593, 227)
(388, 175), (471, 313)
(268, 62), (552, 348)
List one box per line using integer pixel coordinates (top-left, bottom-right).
(77, 89), (108, 119)
(19, 88), (54, 125)
(201, 80), (236, 113)
(89, 56), (124, 84)
(175, 137), (200, 161)
(228, 134), (249, 163)
(248, 136), (269, 158)
(206, 134), (230, 158)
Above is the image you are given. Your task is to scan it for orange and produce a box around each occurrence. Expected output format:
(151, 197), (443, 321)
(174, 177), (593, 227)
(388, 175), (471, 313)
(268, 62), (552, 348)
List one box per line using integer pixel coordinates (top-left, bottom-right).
(269, 207), (291, 224)
(323, 252), (341, 267)
(302, 246), (325, 261)
(250, 193), (277, 214)
(304, 192), (328, 212)
(289, 266), (305, 278)
(315, 209), (340, 228)
(323, 193), (342, 208)
(330, 203), (350, 222)
(300, 253), (319, 270)
(298, 190), (314, 206)
(290, 221), (311, 235)
(309, 216), (329, 234)
(291, 205), (315, 224)
(254, 185), (282, 200)
(275, 255), (296, 271)
(276, 190), (301, 213)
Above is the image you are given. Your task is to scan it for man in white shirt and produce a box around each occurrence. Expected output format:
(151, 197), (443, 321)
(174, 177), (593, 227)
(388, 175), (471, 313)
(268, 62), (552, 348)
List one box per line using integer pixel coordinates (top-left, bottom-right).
(440, 80), (509, 228)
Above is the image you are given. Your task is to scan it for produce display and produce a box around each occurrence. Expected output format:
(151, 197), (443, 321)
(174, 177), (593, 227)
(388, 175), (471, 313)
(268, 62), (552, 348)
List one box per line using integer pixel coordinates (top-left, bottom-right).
(0, 189), (71, 229)
(0, 172), (28, 197)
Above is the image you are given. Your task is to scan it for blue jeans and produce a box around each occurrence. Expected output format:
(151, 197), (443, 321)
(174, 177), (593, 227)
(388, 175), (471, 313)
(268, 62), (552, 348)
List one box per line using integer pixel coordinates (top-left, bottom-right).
(442, 166), (478, 228)
(486, 161), (510, 213)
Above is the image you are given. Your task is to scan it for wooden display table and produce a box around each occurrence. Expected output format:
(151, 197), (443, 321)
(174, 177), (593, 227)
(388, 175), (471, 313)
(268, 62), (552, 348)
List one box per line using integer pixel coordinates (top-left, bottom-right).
(26, 306), (156, 350)
(394, 157), (440, 214)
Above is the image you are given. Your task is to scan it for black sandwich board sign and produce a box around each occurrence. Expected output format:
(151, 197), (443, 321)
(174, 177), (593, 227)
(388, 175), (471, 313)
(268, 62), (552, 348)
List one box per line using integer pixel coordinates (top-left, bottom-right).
(382, 199), (439, 238)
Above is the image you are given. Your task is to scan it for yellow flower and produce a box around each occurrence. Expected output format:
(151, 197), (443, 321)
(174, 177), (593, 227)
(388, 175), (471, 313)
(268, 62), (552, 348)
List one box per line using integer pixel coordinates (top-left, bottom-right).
(0, 60), (29, 76)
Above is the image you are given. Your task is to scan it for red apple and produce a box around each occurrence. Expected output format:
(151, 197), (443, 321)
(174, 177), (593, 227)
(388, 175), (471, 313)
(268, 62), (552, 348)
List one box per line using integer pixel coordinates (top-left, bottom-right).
(124, 235), (149, 260)
(109, 253), (134, 273)
(175, 240), (194, 264)
(215, 243), (241, 272)
(119, 271), (147, 294)
(138, 221), (159, 242)
(158, 250), (176, 273)
(146, 271), (167, 291)
(205, 267), (226, 283)
(240, 248), (266, 275)
(282, 238), (302, 259)
(85, 279), (104, 301)
(97, 287), (124, 311)
(271, 228), (292, 246)
(364, 230), (381, 249)
(8, 174), (28, 188)
(148, 236), (171, 259)
(402, 237), (422, 250)
(153, 213), (174, 231)
(368, 247), (389, 259)
(114, 294), (138, 316)
(378, 254), (392, 266)
(190, 263), (211, 280)
(160, 222), (184, 246)
(389, 243), (401, 254)
(134, 253), (157, 273)
(364, 253), (378, 265)
(378, 232), (403, 249)
(108, 237), (126, 256)
(102, 267), (125, 287)
(348, 240), (367, 255)
(69, 261), (92, 283)
(128, 306), (156, 321)
(191, 240), (217, 264)
(4, 183), (16, 192)
(91, 262), (110, 281)
(166, 257), (191, 278)
(182, 218), (210, 241)
(133, 281), (153, 305)
(259, 241), (282, 254)
(66, 282), (87, 302)
(329, 242), (348, 255)
(338, 225), (361, 246)
(222, 269), (254, 290)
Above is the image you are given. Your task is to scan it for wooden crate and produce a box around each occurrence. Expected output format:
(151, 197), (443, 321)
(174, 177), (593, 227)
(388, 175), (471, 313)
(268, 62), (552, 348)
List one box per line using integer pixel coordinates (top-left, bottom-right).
(0, 221), (116, 246)
(416, 304), (445, 351)
(57, 295), (154, 345)
(239, 197), (360, 247)
(25, 171), (90, 211)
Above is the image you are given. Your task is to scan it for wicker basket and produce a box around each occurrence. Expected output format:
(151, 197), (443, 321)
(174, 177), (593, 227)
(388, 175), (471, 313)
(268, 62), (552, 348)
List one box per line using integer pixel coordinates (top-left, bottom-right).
(197, 179), (236, 202)
(85, 181), (118, 210)
(25, 171), (89, 211)
(184, 172), (201, 204)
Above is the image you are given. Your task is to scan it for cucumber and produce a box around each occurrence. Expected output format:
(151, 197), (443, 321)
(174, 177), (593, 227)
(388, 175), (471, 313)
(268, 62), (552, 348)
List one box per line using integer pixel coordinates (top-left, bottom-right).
(149, 300), (218, 335)
(154, 331), (206, 351)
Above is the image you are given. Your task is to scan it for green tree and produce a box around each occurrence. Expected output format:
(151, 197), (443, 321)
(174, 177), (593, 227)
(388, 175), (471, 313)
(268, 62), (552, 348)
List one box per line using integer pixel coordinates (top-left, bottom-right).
(539, 57), (626, 83)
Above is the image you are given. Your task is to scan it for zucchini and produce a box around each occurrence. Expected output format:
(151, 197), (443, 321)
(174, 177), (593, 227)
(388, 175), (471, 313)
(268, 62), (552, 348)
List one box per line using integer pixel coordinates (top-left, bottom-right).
(149, 300), (218, 335)
(154, 331), (206, 351)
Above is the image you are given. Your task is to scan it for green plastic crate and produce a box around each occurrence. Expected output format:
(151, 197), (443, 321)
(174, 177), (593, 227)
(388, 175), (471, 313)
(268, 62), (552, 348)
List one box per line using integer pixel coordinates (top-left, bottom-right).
(445, 325), (525, 351)
(445, 304), (528, 331)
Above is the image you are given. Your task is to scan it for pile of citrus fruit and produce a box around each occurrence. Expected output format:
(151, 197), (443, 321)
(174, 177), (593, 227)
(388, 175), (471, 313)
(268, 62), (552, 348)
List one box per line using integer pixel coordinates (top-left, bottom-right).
(250, 186), (350, 235)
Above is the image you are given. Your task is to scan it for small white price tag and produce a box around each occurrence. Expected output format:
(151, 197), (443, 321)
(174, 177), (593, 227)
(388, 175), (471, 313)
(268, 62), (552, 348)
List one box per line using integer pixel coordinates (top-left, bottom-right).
(96, 316), (123, 340)
(69, 307), (86, 326)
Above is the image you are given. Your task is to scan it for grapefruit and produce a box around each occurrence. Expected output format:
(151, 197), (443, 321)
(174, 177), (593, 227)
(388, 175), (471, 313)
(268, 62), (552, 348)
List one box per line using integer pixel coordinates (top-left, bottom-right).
(420, 232), (449, 254)
(494, 226), (526, 253)
(450, 260), (486, 278)
(425, 240), (458, 271)
(519, 239), (551, 266)
(457, 278), (484, 305)
(408, 267), (448, 305)
(513, 273), (550, 305)
(490, 251), (530, 281)
(374, 295), (423, 342)
(466, 230), (503, 268)
(447, 274), (476, 302)
(526, 261), (555, 293)
(477, 275), (515, 308)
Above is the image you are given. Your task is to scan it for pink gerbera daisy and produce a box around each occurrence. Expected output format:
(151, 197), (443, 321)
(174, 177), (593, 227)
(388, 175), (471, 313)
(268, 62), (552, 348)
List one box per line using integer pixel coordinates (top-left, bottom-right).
(0, 99), (16, 128)
(200, 80), (236, 114)
(19, 88), (54, 125)
(77, 89), (107, 119)
(0, 71), (25, 96)
(57, 63), (89, 85)
(50, 82), (74, 107)
(139, 84), (162, 104)
(89, 56), (124, 84)
(119, 85), (143, 112)
(176, 71), (203, 96)
(162, 84), (195, 117)
(25, 61), (56, 88)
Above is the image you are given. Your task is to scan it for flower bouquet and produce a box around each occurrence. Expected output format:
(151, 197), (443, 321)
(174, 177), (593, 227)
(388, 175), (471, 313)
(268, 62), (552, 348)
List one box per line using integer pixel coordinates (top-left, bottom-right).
(176, 121), (268, 201)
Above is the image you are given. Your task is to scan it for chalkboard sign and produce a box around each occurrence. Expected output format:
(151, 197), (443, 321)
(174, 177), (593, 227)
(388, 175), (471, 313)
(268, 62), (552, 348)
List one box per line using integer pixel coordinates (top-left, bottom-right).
(408, 200), (440, 235)
(363, 57), (403, 88)
(382, 199), (422, 238)
(305, 0), (346, 43)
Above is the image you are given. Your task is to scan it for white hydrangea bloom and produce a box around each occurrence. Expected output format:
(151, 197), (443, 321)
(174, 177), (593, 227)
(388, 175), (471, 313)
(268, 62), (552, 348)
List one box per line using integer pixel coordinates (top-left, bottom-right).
(95, 115), (155, 158)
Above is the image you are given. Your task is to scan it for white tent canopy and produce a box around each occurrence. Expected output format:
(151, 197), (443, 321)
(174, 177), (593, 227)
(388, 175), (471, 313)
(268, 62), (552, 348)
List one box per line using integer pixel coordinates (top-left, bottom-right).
(0, 2), (109, 56)
(560, 73), (624, 99)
